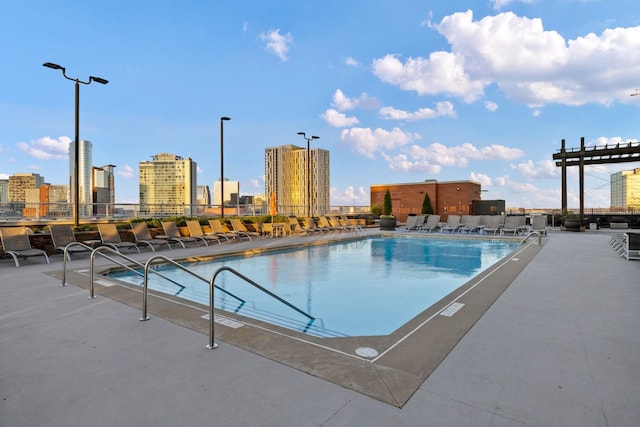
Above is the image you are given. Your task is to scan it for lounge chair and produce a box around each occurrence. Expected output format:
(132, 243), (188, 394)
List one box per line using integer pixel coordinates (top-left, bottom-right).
(500, 216), (520, 235)
(340, 215), (365, 234)
(186, 220), (222, 245)
(418, 214), (441, 232)
(318, 216), (341, 232)
(0, 227), (50, 267)
(229, 219), (261, 241)
(458, 215), (483, 234)
(530, 215), (547, 237)
(326, 216), (349, 232)
(302, 217), (325, 233)
(48, 224), (92, 260)
(208, 219), (237, 241)
(440, 215), (462, 233)
(160, 221), (203, 248)
(287, 216), (308, 235)
(483, 215), (504, 235)
(131, 222), (172, 251)
(97, 224), (140, 253)
(399, 215), (419, 231)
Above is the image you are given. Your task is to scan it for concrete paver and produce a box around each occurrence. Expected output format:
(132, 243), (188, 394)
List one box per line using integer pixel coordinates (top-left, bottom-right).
(1, 230), (638, 426)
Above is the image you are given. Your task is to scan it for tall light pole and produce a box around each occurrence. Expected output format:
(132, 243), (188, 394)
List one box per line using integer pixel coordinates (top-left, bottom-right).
(297, 132), (319, 217)
(220, 116), (231, 218)
(43, 62), (108, 227)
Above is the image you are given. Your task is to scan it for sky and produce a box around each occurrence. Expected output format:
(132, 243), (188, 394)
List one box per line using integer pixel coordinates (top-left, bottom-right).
(1, 0), (639, 209)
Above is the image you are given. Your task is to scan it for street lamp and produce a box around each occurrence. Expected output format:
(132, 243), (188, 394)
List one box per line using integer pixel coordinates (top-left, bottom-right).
(297, 132), (320, 217)
(220, 116), (231, 218)
(43, 62), (108, 227)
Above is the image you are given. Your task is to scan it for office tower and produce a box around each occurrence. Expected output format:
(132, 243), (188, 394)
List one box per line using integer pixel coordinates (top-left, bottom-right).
(92, 165), (116, 215)
(265, 144), (330, 216)
(139, 153), (197, 216)
(0, 179), (8, 204)
(196, 185), (211, 215)
(69, 139), (93, 217)
(611, 168), (640, 209)
(8, 173), (45, 203)
(213, 180), (239, 208)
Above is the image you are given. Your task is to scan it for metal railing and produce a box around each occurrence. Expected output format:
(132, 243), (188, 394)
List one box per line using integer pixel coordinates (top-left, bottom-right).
(521, 231), (542, 246)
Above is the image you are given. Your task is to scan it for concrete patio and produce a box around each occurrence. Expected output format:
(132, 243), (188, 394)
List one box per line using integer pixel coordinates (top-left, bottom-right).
(1, 229), (638, 426)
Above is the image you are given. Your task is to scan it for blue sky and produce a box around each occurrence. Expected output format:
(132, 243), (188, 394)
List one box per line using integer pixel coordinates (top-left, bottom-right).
(1, 0), (639, 208)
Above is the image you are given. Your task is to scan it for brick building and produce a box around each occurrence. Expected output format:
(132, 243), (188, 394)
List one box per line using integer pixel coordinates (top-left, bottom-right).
(370, 180), (487, 223)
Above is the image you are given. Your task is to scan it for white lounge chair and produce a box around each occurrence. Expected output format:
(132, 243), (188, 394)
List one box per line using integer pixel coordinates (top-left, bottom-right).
(418, 214), (441, 232)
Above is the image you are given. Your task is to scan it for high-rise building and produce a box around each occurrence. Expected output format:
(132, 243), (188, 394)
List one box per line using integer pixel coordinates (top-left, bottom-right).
(8, 173), (45, 203)
(0, 179), (8, 204)
(139, 153), (197, 216)
(611, 168), (640, 209)
(92, 165), (116, 215)
(195, 185), (211, 215)
(24, 184), (68, 217)
(69, 139), (93, 217)
(213, 180), (239, 208)
(265, 144), (330, 216)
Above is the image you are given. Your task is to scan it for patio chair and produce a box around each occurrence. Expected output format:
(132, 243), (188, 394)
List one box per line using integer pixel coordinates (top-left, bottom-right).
(287, 216), (308, 235)
(340, 215), (365, 234)
(97, 224), (140, 254)
(317, 216), (341, 232)
(130, 222), (172, 252)
(500, 216), (520, 235)
(229, 219), (261, 241)
(186, 220), (222, 245)
(301, 217), (325, 233)
(160, 221), (203, 248)
(208, 219), (237, 241)
(48, 224), (92, 260)
(483, 215), (504, 235)
(458, 215), (483, 234)
(440, 215), (462, 233)
(418, 214), (441, 233)
(530, 215), (547, 237)
(0, 226), (50, 267)
(326, 216), (349, 232)
(398, 215), (419, 231)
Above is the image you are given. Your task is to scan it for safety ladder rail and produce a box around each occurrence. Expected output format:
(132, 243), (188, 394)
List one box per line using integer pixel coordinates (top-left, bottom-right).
(521, 231), (542, 246)
(208, 266), (318, 349)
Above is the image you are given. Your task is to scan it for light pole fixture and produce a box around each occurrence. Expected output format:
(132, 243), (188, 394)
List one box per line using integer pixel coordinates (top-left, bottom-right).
(297, 132), (320, 218)
(43, 62), (108, 227)
(220, 116), (231, 218)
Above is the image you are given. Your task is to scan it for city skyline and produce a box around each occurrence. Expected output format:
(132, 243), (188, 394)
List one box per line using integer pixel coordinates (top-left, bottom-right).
(1, 1), (639, 209)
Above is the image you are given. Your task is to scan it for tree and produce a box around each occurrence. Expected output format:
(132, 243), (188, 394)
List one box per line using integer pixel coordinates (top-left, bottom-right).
(421, 192), (433, 215)
(383, 189), (393, 217)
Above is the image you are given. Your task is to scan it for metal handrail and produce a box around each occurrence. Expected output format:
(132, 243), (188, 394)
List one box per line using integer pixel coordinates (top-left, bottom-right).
(86, 246), (185, 299)
(61, 242), (94, 286)
(208, 266), (316, 347)
(521, 231), (542, 246)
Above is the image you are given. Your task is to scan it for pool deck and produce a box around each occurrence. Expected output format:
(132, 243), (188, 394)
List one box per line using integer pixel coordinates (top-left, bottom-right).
(1, 228), (639, 426)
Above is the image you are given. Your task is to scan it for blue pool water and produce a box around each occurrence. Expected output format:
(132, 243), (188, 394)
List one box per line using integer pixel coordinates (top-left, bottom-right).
(108, 237), (518, 337)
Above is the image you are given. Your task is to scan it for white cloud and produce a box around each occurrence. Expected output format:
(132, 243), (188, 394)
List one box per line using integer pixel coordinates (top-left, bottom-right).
(117, 164), (136, 179)
(345, 57), (359, 67)
(484, 101), (498, 112)
(378, 141), (525, 173)
(490, 0), (537, 11)
(373, 10), (640, 106)
(372, 52), (486, 103)
(511, 159), (558, 179)
(469, 171), (493, 186)
(330, 185), (368, 205)
(331, 89), (378, 111)
(321, 108), (360, 127)
(259, 29), (293, 61)
(17, 136), (70, 160)
(379, 101), (456, 121)
(339, 127), (417, 159)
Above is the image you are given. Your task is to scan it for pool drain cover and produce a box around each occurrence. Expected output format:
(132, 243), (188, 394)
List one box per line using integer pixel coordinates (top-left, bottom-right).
(355, 347), (379, 358)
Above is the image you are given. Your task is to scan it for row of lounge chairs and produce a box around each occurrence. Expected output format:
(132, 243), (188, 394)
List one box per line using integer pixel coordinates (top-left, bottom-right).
(397, 214), (547, 236)
(288, 215), (364, 235)
(0, 219), (265, 267)
(609, 232), (640, 260)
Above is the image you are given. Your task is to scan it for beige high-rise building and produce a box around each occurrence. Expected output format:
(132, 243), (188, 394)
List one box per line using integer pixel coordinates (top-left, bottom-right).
(265, 144), (330, 216)
(8, 173), (45, 203)
(611, 168), (640, 209)
(139, 153), (197, 216)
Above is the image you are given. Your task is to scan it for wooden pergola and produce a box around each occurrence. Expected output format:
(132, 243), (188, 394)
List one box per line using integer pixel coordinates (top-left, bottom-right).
(553, 137), (640, 218)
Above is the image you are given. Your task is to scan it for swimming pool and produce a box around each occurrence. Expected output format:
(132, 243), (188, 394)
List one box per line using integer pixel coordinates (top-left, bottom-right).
(108, 236), (518, 337)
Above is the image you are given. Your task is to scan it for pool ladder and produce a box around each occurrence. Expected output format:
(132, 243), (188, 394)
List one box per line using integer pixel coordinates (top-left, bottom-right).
(62, 246), (317, 350)
(521, 231), (542, 246)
